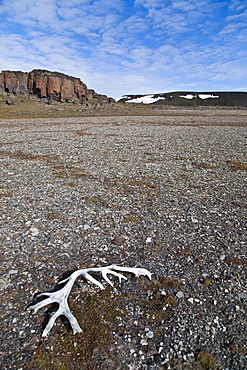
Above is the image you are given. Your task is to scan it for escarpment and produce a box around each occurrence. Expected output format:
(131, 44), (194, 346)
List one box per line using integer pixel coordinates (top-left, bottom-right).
(0, 69), (114, 104)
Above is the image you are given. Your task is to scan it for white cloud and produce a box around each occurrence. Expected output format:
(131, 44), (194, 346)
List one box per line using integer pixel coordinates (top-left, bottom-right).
(0, 0), (246, 98)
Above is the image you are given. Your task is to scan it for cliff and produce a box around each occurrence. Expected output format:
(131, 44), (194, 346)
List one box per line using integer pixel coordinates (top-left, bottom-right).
(0, 69), (114, 104)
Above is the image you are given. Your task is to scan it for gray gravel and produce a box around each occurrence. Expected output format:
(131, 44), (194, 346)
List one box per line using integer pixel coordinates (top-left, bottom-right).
(0, 114), (246, 369)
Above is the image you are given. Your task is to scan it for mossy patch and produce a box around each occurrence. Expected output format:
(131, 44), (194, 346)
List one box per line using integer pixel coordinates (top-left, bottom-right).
(46, 212), (60, 220)
(229, 344), (247, 355)
(111, 236), (126, 245)
(192, 162), (214, 169)
(225, 256), (247, 266)
(203, 280), (212, 287)
(25, 288), (125, 369)
(196, 350), (219, 369)
(158, 276), (182, 289)
(226, 160), (247, 171)
(75, 130), (92, 136)
(175, 155), (187, 160)
(122, 214), (141, 223)
(0, 191), (12, 198)
(83, 196), (100, 202)
(0, 149), (90, 180)
(147, 157), (162, 162)
(66, 182), (77, 187)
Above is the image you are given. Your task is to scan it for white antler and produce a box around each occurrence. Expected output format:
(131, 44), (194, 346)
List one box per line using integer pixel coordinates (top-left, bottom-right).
(28, 265), (151, 337)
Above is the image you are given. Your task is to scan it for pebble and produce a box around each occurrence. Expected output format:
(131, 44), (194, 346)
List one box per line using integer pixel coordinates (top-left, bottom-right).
(140, 338), (148, 346)
(238, 292), (247, 299)
(146, 331), (154, 339)
(176, 291), (184, 298)
(30, 227), (39, 236)
(8, 270), (18, 275)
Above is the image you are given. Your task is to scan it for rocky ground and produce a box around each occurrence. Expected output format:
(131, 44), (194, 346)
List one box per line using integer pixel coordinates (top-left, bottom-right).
(0, 110), (246, 369)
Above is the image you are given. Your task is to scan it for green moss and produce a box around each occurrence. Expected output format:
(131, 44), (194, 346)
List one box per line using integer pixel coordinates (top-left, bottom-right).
(83, 197), (100, 202)
(229, 344), (247, 355)
(111, 236), (126, 245)
(47, 212), (60, 220)
(158, 276), (182, 289)
(155, 241), (165, 247)
(148, 157), (162, 162)
(0, 192), (12, 197)
(192, 162), (214, 169)
(203, 280), (212, 286)
(225, 256), (247, 266)
(226, 161), (247, 171)
(26, 288), (124, 369)
(75, 130), (92, 136)
(122, 214), (141, 223)
(54, 171), (68, 178)
(175, 156), (187, 160)
(196, 351), (218, 369)
(66, 182), (77, 187)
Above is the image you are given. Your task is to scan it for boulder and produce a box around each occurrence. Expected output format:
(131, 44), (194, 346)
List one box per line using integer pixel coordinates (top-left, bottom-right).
(6, 98), (14, 105)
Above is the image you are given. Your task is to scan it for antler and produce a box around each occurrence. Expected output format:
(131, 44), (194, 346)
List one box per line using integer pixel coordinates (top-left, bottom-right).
(28, 264), (151, 337)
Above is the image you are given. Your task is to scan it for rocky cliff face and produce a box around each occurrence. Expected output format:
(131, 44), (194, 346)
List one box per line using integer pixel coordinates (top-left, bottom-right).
(0, 69), (114, 104)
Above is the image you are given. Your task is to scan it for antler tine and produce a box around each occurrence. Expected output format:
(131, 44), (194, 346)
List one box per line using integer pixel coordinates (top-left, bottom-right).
(101, 268), (127, 287)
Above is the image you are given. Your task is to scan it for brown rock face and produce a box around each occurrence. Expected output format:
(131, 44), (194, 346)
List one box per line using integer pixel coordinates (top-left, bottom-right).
(2, 71), (29, 94)
(0, 73), (4, 94)
(0, 69), (113, 103)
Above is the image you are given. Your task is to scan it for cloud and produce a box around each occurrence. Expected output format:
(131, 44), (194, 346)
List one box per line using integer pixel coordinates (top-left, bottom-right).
(0, 0), (246, 98)
(134, 0), (224, 36)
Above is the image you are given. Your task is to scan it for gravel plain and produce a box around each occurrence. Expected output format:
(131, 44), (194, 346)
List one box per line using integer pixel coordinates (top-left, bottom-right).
(0, 110), (246, 369)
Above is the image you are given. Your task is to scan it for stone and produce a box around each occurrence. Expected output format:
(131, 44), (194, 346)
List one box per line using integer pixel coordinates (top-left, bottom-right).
(6, 98), (14, 105)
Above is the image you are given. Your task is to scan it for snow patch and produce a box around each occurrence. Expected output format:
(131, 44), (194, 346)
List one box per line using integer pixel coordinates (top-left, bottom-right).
(198, 94), (219, 99)
(179, 94), (194, 99)
(127, 95), (166, 104)
(180, 94), (219, 100)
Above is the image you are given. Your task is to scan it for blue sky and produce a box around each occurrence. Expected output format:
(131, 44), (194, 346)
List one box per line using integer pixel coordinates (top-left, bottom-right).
(0, 0), (246, 99)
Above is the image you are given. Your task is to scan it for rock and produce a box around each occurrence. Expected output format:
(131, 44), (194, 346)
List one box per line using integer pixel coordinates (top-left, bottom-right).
(6, 98), (14, 105)
(2, 70), (29, 94)
(0, 69), (115, 105)
(146, 330), (154, 338)
(8, 270), (18, 275)
(141, 338), (148, 346)
(0, 277), (9, 291)
(30, 227), (39, 236)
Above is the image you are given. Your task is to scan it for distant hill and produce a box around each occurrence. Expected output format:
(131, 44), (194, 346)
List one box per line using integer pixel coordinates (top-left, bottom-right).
(119, 91), (247, 107)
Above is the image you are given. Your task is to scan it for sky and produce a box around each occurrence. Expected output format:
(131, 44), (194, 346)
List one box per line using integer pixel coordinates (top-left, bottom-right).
(0, 0), (246, 99)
